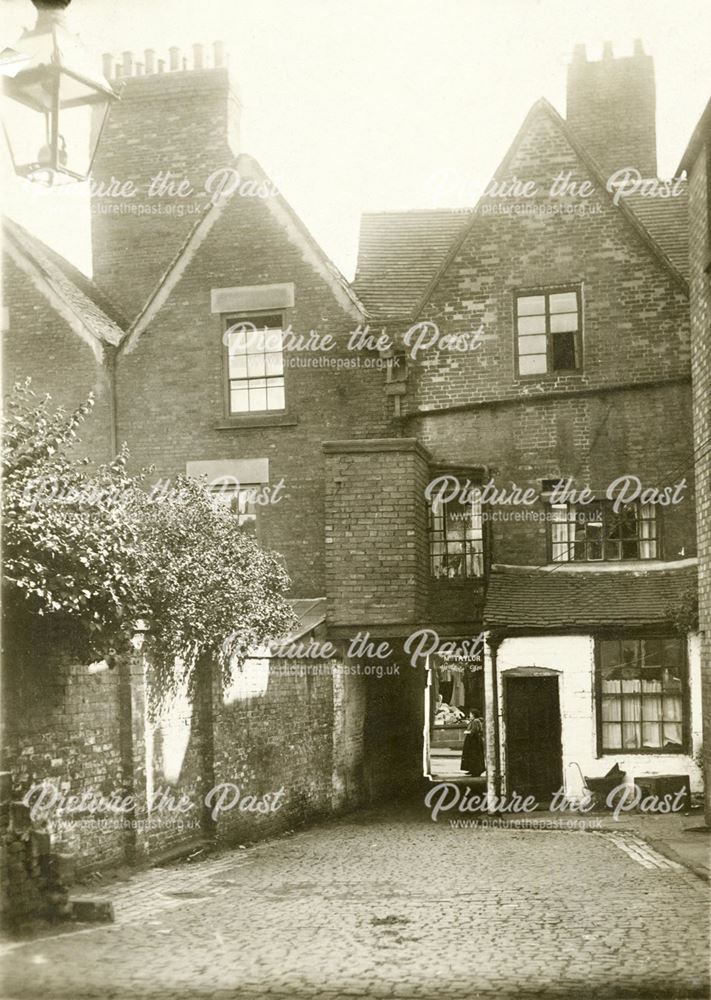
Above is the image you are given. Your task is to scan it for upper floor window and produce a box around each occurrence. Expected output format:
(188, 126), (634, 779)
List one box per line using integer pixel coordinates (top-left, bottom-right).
(515, 288), (581, 376)
(429, 494), (484, 579)
(550, 501), (657, 562)
(224, 314), (285, 414)
(597, 637), (686, 753)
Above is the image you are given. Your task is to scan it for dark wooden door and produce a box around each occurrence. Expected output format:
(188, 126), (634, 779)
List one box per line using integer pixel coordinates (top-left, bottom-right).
(504, 675), (562, 803)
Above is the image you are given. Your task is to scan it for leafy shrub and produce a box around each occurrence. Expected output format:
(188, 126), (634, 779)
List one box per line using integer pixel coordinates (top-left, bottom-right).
(3, 383), (296, 702)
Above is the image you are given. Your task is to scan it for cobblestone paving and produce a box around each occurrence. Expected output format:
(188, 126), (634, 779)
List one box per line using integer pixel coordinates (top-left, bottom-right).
(1, 803), (709, 999)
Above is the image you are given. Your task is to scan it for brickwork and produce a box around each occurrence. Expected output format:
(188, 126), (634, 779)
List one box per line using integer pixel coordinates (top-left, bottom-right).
(0, 799), (70, 931)
(406, 107), (689, 416)
(409, 380), (696, 568)
(1, 639), (127, 871)
(113, 187), (388, 599)
(2, 634), (425, 879)
(391, 103), (695, 572)
(323, 441), (430, 628)
(211, 658), (337, 845)
(686, 135), (711, 819)
(566, 43), (657, 178)
(91, 64), (241, 322)
(2, 254), (114, 465)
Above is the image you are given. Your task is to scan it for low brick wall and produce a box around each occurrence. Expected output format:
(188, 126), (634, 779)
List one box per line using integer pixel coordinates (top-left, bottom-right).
(1, 637), (425, 898)
(2, 643), (127, 872)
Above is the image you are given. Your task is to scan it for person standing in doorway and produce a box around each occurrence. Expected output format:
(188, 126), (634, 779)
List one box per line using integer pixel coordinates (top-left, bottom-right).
(460, 709), (485, 776)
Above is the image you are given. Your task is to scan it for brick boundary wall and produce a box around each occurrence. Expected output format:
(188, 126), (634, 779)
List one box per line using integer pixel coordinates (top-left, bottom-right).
(1, 634), (425, 919)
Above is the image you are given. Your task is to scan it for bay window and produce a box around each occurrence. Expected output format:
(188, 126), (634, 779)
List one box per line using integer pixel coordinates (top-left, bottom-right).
(429, 494), (484, 579)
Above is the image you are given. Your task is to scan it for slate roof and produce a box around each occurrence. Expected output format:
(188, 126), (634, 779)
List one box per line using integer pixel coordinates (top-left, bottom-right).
(354, 209), (472, 320)
(484, 563), (697, 629)
(3, 217), (126, 347)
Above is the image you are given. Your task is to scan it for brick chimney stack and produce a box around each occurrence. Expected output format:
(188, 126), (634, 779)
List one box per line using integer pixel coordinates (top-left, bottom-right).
(90, 43), (241, 322)
(566, 40), (657, 180)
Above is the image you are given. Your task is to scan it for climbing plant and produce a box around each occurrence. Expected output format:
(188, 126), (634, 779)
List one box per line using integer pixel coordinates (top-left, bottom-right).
(3, 382), (296, 701)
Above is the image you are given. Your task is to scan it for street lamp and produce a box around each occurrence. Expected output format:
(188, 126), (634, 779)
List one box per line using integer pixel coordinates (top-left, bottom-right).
(1, 0), (117, 184)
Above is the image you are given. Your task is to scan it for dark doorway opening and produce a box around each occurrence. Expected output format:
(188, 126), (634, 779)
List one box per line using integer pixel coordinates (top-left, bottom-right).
(504, 674), (563, 803)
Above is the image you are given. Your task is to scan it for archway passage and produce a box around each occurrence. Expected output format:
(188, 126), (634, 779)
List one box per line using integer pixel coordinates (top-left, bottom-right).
(425, 660), (486, 781)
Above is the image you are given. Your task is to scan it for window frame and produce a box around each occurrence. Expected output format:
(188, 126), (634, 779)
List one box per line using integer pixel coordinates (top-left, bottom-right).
(427, 487), (485, 581)
(222, 309), (287, 417)
(513, 285), (583, 378)
(546, 499), (661, 564)
(594, 634), (690, 756)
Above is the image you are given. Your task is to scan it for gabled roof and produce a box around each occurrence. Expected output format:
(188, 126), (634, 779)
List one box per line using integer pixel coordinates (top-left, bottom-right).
(123, 153), (368, 354)
(354, 209), (472, 320)
(484, 562), (697, 630)
(355, 99), (689, 320)
(3, 217), (126, 355)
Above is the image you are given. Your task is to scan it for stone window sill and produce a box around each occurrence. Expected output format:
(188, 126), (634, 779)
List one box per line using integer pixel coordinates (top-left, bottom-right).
(214, 413), (299, 430)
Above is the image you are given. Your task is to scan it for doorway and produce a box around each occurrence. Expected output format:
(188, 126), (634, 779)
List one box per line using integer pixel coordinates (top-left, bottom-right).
(504, 674), (562, 803)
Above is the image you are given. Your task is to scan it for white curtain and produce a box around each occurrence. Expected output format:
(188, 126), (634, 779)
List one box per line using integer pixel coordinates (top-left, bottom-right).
(551, 504), (574, 561)
(639, 502), (657, 559)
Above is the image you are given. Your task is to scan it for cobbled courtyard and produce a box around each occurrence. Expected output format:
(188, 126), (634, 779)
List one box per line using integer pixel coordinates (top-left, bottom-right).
(1, 801), (709, 1000)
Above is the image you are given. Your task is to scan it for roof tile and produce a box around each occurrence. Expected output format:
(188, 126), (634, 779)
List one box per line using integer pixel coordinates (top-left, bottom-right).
(484, 564), (697, 629)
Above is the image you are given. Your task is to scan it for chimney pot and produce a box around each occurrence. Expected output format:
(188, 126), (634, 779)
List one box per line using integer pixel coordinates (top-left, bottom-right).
(602, 41), (613, 59)
(157, 58), (165, 73)
(102, 53), (113, 79)
(193, 43), (204, 69)
(572, 43), (586, 63)
(169, 47), (180, 71)
(145, 49), (155, 74)
(633, 38), (645, 57)
(122, 51), (133, 76)
(214, 41), (225, 68)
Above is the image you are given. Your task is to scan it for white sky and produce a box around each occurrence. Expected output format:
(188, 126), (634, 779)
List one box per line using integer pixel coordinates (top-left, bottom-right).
(2, 0), (710, 280)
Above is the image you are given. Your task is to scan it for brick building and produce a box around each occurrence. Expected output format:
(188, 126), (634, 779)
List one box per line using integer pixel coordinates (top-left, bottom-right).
(351, 42), (703, 802)
(2, 217), (123, 464)
(2, 38), (707, 824)
(1, 44), (422, 882)
(678, 99), (711, 821)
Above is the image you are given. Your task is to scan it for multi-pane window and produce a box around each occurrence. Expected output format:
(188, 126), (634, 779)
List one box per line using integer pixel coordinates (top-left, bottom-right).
(598, 638), (686, 753)
(207, 479), (258, 531)
(224, 314), (285, 413)
(550, 501), (657, 562)
(515, 288), (581, 376)
(429, 496), (484, 579)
